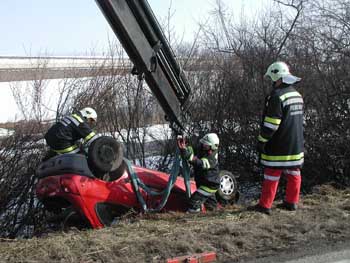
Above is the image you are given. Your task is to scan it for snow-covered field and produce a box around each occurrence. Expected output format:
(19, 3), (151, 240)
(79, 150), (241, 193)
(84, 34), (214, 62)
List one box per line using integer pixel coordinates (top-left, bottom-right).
(0, 79), (69, 123)
(0, 128), (14, 137)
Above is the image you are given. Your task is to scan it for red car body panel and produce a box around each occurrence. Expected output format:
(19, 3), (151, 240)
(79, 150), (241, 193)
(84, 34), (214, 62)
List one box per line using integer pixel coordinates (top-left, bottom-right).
(36, 165), (197, 228)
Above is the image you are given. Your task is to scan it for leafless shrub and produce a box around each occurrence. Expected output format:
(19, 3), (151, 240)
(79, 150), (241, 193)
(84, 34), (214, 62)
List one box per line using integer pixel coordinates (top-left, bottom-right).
(188, 0), (349, 185)
(0, 122), (46, 238)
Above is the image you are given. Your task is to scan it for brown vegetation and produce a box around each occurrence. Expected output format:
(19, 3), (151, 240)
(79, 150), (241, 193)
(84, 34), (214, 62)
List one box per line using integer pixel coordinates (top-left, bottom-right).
(1, 184), (349, 262)
(0, 0), (349, 240)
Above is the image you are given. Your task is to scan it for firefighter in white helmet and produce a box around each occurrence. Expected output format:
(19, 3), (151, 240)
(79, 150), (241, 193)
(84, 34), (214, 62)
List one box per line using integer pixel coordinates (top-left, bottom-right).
(44, 107), (98, 156)
(178, 133), (221, 212)
(251, 61), (304, 215)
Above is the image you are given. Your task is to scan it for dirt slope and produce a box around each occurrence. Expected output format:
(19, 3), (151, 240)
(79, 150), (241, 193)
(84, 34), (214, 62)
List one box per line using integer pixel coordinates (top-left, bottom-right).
(1, 184), (350, 263)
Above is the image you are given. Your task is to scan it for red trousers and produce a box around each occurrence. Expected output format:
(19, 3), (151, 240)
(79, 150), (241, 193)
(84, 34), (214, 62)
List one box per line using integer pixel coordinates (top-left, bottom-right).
(259, 168), (301, 209)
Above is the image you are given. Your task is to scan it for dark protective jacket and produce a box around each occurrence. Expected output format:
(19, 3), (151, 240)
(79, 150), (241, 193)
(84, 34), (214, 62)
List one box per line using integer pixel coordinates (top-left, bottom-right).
(44, 112), (96, 153)
(181, 147), (220, 189)
(258, 84), (304, 168)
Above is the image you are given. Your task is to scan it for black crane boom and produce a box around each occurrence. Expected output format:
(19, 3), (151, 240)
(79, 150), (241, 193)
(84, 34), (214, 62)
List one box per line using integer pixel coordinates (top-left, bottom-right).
(95, 0), (191, 134)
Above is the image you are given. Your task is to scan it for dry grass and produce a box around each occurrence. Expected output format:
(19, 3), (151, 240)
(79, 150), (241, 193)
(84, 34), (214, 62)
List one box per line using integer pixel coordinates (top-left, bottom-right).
(1, 184), (350, 262)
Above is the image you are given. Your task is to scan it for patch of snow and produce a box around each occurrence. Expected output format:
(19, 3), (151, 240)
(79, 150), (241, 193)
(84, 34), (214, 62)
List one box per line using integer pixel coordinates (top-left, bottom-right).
(112, 124), (173, 143)
(0, 128), (14, 137)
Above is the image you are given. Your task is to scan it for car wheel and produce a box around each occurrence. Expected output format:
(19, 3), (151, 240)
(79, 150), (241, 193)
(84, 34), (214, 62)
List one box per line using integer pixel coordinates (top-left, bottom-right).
(88, 136), (123, 174)
(95, 203), (130, 226)
(61, 206), (89, 230)
(216, 170), (239, 205)
(106, 160), (127, 181)
(45, 205), (88, 230)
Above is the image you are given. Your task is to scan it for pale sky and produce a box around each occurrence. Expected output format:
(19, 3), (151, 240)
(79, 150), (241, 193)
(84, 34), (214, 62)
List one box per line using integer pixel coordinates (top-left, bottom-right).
(0, 0), (270, 123)
(0, 0), (270, 56)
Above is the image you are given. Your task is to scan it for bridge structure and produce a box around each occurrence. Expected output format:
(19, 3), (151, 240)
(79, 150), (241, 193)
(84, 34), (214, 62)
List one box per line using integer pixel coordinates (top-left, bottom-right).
(0, 56), (206, 82)
(0, 56), (134, 82)
(0, 55), (214, 123)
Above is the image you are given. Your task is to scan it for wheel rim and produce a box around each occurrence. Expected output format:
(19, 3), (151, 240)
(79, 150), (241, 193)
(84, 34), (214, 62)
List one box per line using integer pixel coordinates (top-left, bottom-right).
(98, 145), (116, 163)
(220, 174), (235, 195)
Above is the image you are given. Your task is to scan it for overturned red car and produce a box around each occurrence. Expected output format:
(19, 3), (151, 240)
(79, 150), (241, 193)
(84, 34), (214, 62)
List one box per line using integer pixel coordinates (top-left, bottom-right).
(36, 137), (239, 228)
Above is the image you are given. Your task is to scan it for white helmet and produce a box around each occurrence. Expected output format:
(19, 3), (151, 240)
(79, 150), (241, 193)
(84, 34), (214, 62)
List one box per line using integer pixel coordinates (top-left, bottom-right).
(80, 107), (97, 122)
(265, 61), (301, 84)
(199, 133), (220, 150)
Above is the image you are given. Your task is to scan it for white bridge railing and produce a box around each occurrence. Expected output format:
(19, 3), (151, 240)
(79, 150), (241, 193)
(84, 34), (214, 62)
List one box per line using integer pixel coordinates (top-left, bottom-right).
(0, 56), (214, 82)
(0, 56), (133, 82)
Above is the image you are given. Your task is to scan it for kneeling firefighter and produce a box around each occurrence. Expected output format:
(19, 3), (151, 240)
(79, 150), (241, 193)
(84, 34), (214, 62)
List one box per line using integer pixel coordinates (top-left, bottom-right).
(44, 107), (98, 156)
(178, 133), (221, 212)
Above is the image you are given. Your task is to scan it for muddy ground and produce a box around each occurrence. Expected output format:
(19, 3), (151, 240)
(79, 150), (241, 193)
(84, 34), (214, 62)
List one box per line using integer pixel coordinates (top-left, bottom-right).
(1, 184), (350, 263)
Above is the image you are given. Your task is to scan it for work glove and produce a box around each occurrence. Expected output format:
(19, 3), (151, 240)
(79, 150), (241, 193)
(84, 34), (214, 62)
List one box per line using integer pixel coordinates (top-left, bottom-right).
(257, 141), (266, 154)
(181, 146), (195, 162)
(177, 136), (197, 162)
(177, 136), (187, 150)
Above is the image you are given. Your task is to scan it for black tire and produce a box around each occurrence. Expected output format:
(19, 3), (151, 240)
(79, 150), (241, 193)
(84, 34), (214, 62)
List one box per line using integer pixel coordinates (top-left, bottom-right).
(216, 170), (240, 205)
(107, 160), (127, 181)
(95, 203), (130, 226)
(61, 206), (89, 230)
(45, 205), (89, 231)
(88, 136), (123, 174)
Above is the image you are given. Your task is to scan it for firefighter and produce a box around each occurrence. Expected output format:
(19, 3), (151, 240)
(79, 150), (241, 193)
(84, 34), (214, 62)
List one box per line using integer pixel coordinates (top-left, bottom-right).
(44, 107), (97, 156)
(252, 61), (304, 215)
(178, 133), (221, 212)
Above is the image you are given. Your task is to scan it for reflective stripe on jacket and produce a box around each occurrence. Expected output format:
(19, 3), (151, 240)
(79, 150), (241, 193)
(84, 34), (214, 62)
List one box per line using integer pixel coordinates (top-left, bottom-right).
(191, 149), (220, 188)
(44, 112), (96, 151)
(258, 85), (304, 168)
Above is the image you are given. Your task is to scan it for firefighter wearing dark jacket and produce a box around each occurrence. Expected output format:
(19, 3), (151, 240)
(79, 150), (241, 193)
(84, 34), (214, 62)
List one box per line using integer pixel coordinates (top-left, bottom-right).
(254, 61), (304, 214)
(44, 107), (97, 155)
(178, 133), (221, 212)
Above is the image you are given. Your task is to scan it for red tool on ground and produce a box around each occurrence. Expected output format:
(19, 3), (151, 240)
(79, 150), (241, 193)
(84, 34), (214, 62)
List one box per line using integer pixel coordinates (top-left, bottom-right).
(166, 251), (217, 263)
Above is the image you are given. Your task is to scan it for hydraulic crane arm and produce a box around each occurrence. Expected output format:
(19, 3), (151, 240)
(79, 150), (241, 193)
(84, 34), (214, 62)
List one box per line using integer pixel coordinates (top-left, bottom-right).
(95, 0), (191, 134)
